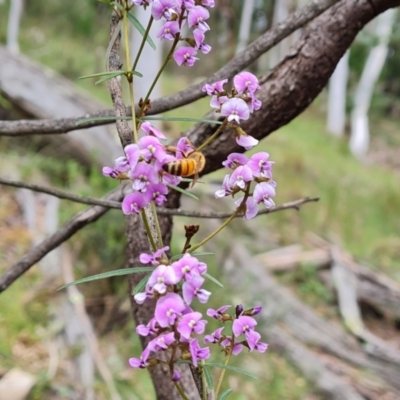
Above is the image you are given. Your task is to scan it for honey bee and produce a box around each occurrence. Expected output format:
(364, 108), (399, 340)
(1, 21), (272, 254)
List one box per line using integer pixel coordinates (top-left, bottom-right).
(163, 146), (206, 186)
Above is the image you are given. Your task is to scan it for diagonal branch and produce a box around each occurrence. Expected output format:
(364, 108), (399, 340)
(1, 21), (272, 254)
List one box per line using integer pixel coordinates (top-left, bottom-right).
(0, 0), (339, 136)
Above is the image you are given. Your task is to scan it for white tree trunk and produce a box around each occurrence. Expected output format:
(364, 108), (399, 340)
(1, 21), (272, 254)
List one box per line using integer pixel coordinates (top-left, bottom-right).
(7, 0), (24, 55)
(327, 50), (350, 136)
(269, 0), (290, 68)
(236, 0), (255, 54)
(350, 9), (396, 158)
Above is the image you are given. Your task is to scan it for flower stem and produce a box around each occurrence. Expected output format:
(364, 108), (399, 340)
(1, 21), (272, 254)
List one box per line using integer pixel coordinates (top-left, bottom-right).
(215, 350), (232, 398)
(173, 381), (190, 400)
(132, 16), (154, 73)
(151, 201), (164, 250)
(140, 208), (157, 252)
(196, 119), (227, 152)
(189, 210), (240, 253)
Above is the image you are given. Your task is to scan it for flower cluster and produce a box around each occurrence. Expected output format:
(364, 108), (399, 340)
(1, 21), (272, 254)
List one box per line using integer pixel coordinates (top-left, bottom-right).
(202, 71), (262, 150)
(131, 0), (214, 67)
(215, 151), (276, 219)
(102, 122), (182, 215)
(129, 247), (267, 378)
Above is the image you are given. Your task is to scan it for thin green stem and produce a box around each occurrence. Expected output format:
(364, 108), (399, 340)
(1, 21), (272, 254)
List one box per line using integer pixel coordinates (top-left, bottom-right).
(188, 210), (240, 253)
(215, 350), (232, 398)
(201, 362), (207, 400)
(132, 16), (154, 72)
(151, 201), (164, 250)
(173, 381), (190, 400)
(140, 209), (157, 252)
(123, 9), (139, 142)
(196, 119), (228, 152)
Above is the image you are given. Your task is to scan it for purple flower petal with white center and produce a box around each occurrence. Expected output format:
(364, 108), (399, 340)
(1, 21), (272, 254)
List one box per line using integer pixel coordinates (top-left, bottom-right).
(148, 264), (177, 294)
(136, 318), (159, 337)
(215, 174), (234, 198)
(187, 6), (210, 32)
(156, 21), (180, 41)
(147, 183), (168, 206)
(222, 153), (249, 169)
(122, 191), (152, 215)
(204, 327), (224, 344)
(155, 292), (186, 328)
(151, 0), (178, 20)
(148, 332), (176, 351)
(171, 254), (207, 281)
(140, 246), (169, 266)
(253, 182), (276, 208)
(234, 197), (258, 219)
(207, 305), (231, 320)
(229, 165), (253, 190)
(138, 136), (166, 163)
(173, 47), (199, 67)
(232, 315), (257, 337)
(202, 79), (227, 96)
(233, 72), (260, 94)
(221, 98), (250, 124)
(236, 134), (259, 150)
(124, 144), (140, 169)
(177, 312), (207, 340)
(189, 338), (210, 367)
(182, 275), (211, 304)
(193, 29), (211, 54)
(129, 162), (158, 192)
(129, 346), (151, 368)
(247, 152), (274, 178)
(140, 121), (167, 139)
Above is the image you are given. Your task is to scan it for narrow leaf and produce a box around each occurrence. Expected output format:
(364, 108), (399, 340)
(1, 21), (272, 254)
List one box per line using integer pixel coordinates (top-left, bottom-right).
(79, 71), (126, 80)
(132, 274), (151, 295)
(58, 267), (155, 290)
(141, 117), (223, 125)
(76, 116), (132, 126)
(95, 71), (142, 85)
(202, 365), (214, 391)
(127, 12), (156, 50)
(167, 184), (199, 200)
(218, 389), (233, 400)
(204, 273), (223, 288)
(204, 363), (257, 380)
(98, 0), (111, 4)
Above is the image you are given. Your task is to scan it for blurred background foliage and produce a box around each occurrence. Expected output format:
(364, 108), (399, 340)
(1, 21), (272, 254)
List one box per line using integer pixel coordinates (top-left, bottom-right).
(0, 0), (399, 399)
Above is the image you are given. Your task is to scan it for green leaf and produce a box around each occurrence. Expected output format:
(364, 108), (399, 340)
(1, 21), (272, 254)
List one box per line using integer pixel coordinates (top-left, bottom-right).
(167, 185), (199, 200)
(79, 71), (126, 80)
(57, 267), (155, 291)
(202, 365), (214, 391)
(140, 116), (223, 125)
(127, 12), (156, 50)
(218, 389), (233, 400)
(170, 251), (214, 261)
(98, 0), (111, 5)
(76, 116), (132, 126)
(132, 274), (151, 295)
(203, 272), (223, 288)
(204, 363), (257, 380)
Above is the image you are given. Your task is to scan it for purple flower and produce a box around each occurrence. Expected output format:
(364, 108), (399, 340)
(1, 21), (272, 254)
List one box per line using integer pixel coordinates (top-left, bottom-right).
(215, 174), (234, 198)
(147, 183), (168, 206)
(156, 21), (180, 41)
(202, 79), (227, 96)
(122, 191), (152, 214)
(151, 0), (178, 20)
(148, 332), (176, 351)
(129, 346), (151, 368)
(140, 246), (169, 266)
(232, 315), (257, 337)
(193, 29), (211, 54)
(129, 162), (158, 192)
(222, 153), (249, 169)
(176, 137), (195, 157)
(138, 136), (166, 163)
(233, 72), (260, 94)
(204, 327), (224, 344)
(172, 370), (181, 381)
(253, 182), (276, 208)
(244, 305), (262, 316)
(155, 292), (186, 328)
(236, 134), (259, 150)
(246, 331), (268, 352)
(182, 275), (211, 304)
(173, 47), (199, 66)
(210, 94), (228, 110)
(171, 254), (207, 281)
(221, 338), (243, 356)
(148, 264), (178, 294)
(234, 197), (258, 219)
(247, 152), (274, 178)
(140, 121), (167, 139)
(189, 338), (210, 367)
(187, 6), (210, 32)
(177, 312), (207, 340)
(200, 0), (214, 7)
(207, 305), (231, 321)
(221, 98), (250, 124)
(248, 93), (262, 113)
(102, 166), (120, 179)
(229, 165), (253, 190)
(124, 144), (140, 169)
(136, 318), (159, 337)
